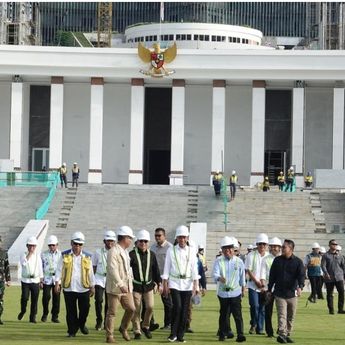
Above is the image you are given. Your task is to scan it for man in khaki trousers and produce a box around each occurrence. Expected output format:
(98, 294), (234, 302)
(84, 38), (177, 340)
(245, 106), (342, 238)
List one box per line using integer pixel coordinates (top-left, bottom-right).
(105, 226), (136, 343)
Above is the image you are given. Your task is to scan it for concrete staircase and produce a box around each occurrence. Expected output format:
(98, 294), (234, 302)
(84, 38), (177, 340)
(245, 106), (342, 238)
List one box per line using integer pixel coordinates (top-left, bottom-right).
(319, 192), (345, 234)
(0, 187), (48, 249)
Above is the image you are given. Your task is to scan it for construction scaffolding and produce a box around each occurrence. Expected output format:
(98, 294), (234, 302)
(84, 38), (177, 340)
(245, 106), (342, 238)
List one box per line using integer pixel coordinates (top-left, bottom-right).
(97, 2), (112, 47)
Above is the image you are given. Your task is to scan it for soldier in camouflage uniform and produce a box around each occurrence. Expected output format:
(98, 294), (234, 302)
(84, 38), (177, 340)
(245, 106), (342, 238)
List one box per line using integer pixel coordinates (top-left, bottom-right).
(0, 237), (11, 325)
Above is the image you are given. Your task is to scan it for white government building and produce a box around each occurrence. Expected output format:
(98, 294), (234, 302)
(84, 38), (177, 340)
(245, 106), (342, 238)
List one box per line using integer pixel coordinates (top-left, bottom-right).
(1, 23), (345, 187)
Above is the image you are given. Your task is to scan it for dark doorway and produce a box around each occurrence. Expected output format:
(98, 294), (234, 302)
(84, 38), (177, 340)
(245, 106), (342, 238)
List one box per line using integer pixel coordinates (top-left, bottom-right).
(265, 90), (292, 184)
(143, 88), (172, 184)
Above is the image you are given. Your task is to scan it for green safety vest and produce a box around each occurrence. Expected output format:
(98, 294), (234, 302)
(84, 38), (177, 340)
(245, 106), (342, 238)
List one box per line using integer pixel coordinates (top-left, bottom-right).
(170, 245), (191, 280)
(219, 256), (239, 291)
(133, 248), (152, 285)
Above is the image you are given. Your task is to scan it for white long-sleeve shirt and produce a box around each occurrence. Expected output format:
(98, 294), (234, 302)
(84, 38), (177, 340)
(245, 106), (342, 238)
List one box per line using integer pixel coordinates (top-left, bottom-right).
(92, 247), (109, 288)
(245, 250), (268, 291)
(20, 251), (43, 284)
(41, 249), (61, 285)
(162, 244), (200, 291)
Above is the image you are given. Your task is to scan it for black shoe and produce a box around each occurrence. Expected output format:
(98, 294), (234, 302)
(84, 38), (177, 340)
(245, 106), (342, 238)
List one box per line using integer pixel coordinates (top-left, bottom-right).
(308, 296), (316, 303)
(185, 328), (194, 333)
(67, 334), (76, 338)
(41, 315), (47, 322)
(249, 326), (256, 334)
(338, 310), (345, 314)
(134, 333), (141, 340)
(168, 335), (177, 342)
(277, 335), (287, 344)
(236, 334), (246, 342)
(256, 331), (265, 335)
(227, 331), (235, 339)
(329, 310), (335, 314)
(219, 336), (225, 341)
(95, 321), (102, 331)
(0, 320), (3, 325)
(30, 318), (37, 324)
(149, 323), (159, 332)
(177, 339), (186, 343)
(51, 318), (60, 323)
(80, 326), (89, 334)
(142, 327), (152, 339)
(17, 312), (24, 320)
(267, 334), (275, 338)
(286, 337), (294, 343)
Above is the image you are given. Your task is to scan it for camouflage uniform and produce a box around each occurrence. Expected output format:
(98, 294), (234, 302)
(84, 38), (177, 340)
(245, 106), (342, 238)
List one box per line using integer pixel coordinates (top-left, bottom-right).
(0, 247), (11, 324)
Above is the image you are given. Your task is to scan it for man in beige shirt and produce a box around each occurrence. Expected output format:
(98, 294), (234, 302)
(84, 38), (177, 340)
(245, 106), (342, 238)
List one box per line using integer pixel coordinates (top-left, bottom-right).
(105, 226), (135, 343)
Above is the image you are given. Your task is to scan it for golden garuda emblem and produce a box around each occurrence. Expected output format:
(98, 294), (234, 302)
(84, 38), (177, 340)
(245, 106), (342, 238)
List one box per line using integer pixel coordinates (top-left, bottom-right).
(138, 42), (177, 77)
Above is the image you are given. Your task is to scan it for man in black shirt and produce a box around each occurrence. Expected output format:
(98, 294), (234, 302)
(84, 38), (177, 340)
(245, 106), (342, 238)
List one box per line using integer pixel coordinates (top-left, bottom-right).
(129, 229), (161, 340)
(268, 239), (305, 344)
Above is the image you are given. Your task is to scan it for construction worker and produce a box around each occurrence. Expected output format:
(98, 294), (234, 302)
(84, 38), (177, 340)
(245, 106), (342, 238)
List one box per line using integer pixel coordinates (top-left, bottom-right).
(305, 171), (313, 188)
(41, 235), (61, 323)
(277, 171), (285, 191)
(72, 162), (80, 188)
(55, 232), (95, 337)
(0, 237), (10, 325)
(130, 229), (161, 340)
(213, 171), (223, 196)
(285, 168), (294, 192)
(92, 230), (116, 331)
(230, 170), (238, 200)
(59, 163), (67, 188)
(213, 236), (246, 343)
(262, 177), (270, 192)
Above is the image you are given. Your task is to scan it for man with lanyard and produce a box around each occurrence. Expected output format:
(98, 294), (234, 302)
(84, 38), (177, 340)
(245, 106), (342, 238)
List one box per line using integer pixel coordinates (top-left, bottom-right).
(41, 235), (61, 323)
(0, 236), (10, 325)
(230, 170), (238, 200)
(150, 227), (173, 330)
(321, 239), (345, 314)
(18, 236), (43, 323)
(304, 242), (323, 303)
(162, 225), (200, 343)
(92, 230), (116, 331)
(55, 231), (95, 337)
(213, 236), (246, 342)
(260, 237), (282, 338)
(268, 239), (305, 344)
(245, 233), (269, 335)
(105, 226), (136, 343)
(129, 229), (161, 339)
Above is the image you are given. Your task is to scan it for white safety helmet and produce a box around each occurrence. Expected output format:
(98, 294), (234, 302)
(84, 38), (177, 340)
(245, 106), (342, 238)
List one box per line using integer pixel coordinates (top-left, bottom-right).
(228, 236), (239, 249)
(27, 236), (38, 245)
(336, 245), (342, 251)
(117, 225), (135, 239)
(269, 237), (282, 247)
(290, 166), (294, 171)
(73, 162), (78, 165)
(216, 170), (220, 174)
(104, 230), (116, 241)
(256, 233), (269, 244)
(175, 225), (189, 238)
(220, 236), (235, 248)
(312, 242), (320, 249)
(71, 231), (85, 244)
(47, 235), (58, 245)
(136, 229), (150, 242)
(62, 162), (66, 166)
(232, 170), (236, 175)
(247, 244), (254, 250)
(320, 246), (326, 254)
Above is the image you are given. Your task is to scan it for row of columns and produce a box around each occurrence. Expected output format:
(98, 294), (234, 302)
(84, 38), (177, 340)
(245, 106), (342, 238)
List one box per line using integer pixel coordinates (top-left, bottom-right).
(8, 77), (345, 185)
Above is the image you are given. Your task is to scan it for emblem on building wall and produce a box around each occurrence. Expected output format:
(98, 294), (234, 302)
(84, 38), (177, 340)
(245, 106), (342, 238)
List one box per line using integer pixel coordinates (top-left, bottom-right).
(138, 42), (177, 77)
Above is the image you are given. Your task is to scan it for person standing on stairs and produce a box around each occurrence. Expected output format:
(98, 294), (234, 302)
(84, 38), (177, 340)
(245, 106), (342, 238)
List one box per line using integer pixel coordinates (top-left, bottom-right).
(59, 163), (68, 188)
(230, 170), (238, 200)
(72, 162), (80, 188)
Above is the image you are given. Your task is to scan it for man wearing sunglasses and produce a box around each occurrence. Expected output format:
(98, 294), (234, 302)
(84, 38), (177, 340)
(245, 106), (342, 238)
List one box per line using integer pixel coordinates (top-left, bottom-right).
(129, 229), (161, 340)
(41, 235), (61, 323)
(321, 239), (345, 315)
(55, 231), (95, 338)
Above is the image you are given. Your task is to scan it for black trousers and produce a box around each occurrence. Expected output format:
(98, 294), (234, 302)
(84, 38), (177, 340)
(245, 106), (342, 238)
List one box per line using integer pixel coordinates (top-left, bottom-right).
(161, 293), (173, 326)
(170, 289), (192, 340)
(20, 282), (40, 321)
(308, 276), (323, 300)
(63, 290), (90, 335)
(265, 296), (274, 336)
(325, 280), (344, 312)
(95, 285), (108, 324)
(218, 295), (244, 337)
(230, 183), (236, 199)
(42, 283), (60, 319)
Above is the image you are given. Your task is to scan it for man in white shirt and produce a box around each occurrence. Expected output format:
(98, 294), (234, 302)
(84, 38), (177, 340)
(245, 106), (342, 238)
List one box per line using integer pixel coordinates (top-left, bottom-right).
(245, 233), (269, 335)
(92, 230), (116, 331)
(41, 235), (61, 323)
(18, 236), (43, 323)
(55, 231), (95, 337)
(162, 225), (200, 343)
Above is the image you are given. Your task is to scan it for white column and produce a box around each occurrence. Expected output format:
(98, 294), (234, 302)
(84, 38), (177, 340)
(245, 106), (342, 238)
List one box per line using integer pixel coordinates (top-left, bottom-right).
(170, 80), (185, 185)
(292, 86), (305, 187)
(49, 77), (64, 170)
(332, 88), (345, 169)
(10, 80), (24, 170)
(129, 79), (145, 184)
(210, 80), (226, 185)
(250, 81), (266, 186)
(88, 78), (104, 183)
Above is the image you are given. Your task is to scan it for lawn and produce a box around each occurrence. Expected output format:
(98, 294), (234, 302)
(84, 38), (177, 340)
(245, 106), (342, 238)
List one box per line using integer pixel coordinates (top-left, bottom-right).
(0, 286), (342, 344)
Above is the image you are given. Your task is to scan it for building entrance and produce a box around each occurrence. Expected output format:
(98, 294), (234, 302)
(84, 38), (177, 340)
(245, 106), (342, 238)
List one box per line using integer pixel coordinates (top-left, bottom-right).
(264, 90), (292, 184)
(143, 88), (172, 184)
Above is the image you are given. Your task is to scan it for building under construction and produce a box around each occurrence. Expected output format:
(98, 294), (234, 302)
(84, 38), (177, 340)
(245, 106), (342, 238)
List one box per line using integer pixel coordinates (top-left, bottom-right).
(0, 2), (40, 45)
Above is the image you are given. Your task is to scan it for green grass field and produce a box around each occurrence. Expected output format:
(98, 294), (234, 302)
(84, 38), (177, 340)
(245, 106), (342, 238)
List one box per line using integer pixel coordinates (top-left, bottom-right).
(0, 287), (342, 344)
